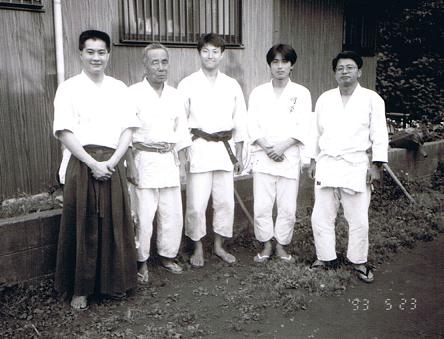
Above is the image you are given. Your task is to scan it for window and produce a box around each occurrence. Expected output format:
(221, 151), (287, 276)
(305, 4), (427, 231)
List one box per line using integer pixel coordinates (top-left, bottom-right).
(120, 0), (242, 47)
(0, 0), (44, 11)
(342, 0), (377, 56)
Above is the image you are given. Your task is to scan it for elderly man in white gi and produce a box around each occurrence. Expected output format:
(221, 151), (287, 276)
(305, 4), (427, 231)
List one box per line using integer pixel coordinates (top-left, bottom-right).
(248, 44), (312, 263)
(178, 33), (247, 267)
(127, 44), (191, 282)
(308, 51), (388, 283)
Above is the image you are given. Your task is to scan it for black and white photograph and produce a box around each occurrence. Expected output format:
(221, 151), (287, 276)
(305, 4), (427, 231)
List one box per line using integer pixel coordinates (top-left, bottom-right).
(1, 0), (443, 338)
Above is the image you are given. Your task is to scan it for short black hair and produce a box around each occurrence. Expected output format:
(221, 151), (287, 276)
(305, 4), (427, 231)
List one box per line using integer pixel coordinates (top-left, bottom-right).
(197, 33), (226, 53)
(266, 44), (297, 66)
(79, 30), (111, 52)
(332, 51), (363, 71)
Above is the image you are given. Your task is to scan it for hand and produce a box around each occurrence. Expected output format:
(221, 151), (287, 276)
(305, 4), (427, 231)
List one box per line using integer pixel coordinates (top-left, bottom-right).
(367, 164), (382, 184)
(89, 161), (113, 181)
(104, 159), (117, 173)
(179, 160), (189, 183)
(263, 145), (284, 162)
(234, 160), (244, 175)
(308, 159), (316, 179)
(126, 165), (139, 186)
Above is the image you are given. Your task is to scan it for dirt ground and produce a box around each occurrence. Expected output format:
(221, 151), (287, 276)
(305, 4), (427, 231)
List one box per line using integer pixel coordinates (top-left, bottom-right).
(1, 235), (443, 339)
(1, 167), (443, 338)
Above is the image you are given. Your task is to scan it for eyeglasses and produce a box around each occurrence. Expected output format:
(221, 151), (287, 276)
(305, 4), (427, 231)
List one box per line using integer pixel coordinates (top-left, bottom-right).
(336, 65), (357, 72)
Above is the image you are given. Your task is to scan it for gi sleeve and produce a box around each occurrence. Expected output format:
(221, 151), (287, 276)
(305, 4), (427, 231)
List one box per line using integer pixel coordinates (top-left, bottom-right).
(306, 95), (323, 160)
(291, 86), (312, 146)
(174, 94), (192, 151)
(119, 86), (142, 132)
(369, 92), (389, 163)
(53, 82), (76, 138)
(232, 81), (248, 143)
(177, 79), (191, 120)
(247, 87), (264, 143)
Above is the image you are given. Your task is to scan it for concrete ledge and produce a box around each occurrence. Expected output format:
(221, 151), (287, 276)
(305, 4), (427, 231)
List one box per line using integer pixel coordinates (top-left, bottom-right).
(1, 140), (443, 284)
(0, 209), (61, 283)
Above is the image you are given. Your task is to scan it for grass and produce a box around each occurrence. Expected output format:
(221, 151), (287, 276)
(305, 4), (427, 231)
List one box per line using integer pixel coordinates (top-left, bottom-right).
(0, 191), (62, 219)
(0, 163), (443, 338)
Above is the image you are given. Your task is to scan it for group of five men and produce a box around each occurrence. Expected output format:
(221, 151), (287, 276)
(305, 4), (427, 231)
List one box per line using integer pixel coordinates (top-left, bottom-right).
(53, 30), (388, 310)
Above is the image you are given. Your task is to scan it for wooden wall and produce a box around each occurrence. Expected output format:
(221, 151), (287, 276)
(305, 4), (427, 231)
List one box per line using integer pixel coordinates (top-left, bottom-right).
(0, 0), (378, 200)
(61, 0), (274, 99)
(0, 3), (60, 200)
(276, 0), (377, 106)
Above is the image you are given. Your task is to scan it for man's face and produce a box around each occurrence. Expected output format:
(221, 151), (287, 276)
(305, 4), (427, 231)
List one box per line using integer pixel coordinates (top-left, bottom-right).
(80, 38), (109, 77)
(270, 53), (292, 81)
(144, 48), (169, 86)
(334, 58), (361, 87)
(199, 44), (224, 71)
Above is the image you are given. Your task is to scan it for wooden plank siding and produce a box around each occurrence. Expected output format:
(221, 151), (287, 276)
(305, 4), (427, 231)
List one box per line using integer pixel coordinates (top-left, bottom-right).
(0, 3), (60, 200)
(0, 0), (377, 201)
(277, 0), (376, 104)
(60, 0), (274, 97)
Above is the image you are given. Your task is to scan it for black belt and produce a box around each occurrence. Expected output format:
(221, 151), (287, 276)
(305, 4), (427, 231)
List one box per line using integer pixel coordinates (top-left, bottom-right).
(190, 128), (238, 165)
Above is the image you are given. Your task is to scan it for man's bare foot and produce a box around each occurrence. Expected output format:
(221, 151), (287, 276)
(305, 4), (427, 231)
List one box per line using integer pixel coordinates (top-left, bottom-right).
(214, 233), (236, 264)
(190, 240), (204, 267)
(214, 246), (236, 264)
(70, 295), (88, 310)
(137, 261), (149, 283)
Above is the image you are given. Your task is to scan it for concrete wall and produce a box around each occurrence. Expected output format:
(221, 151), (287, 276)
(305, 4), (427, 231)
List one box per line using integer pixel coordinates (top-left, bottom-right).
(1, 141), (443, 284)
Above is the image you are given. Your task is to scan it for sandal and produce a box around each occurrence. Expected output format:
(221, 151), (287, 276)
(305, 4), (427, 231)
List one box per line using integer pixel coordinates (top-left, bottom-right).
(352, 264), (374, 283)
(137, 271), (149, 283)
(160, 260), (183, 274)
(253, 253), (270, 263)
(311, 258), (340, 270)
(108, 292), (127, 300)
(310, 259), (326, 269)
(278, 254), (295, 263)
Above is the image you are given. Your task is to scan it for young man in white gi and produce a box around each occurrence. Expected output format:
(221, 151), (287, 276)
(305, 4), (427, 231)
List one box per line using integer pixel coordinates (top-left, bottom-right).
(178, 33), (247, 267)
(308, 51), (388, 283)
(248, 44), (312, 263)
(127, 44), (191, 282)
(53, 30), (140, 310)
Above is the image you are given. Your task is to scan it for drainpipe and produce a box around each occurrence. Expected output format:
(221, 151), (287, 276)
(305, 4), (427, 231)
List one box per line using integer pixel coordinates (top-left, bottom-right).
(53, 0), (64, 85)
(53, 0), (69, 185)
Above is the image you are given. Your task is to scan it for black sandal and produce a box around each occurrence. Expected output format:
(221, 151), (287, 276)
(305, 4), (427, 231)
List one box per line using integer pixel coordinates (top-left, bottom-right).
(352, 264), (374, 283)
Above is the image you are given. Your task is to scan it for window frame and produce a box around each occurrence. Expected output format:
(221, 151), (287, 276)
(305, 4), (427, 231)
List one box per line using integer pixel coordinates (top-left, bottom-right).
(118, 0), (243, 48)
(342, 0), (377, 57)
(0, 0), (44, 12)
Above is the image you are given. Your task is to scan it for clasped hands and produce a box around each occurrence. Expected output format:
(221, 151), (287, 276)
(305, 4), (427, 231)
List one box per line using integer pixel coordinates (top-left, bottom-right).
(90, 160), (116, 182)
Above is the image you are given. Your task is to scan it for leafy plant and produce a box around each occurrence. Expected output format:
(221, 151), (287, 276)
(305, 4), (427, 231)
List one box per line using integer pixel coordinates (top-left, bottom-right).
(376, 0), (444, 122)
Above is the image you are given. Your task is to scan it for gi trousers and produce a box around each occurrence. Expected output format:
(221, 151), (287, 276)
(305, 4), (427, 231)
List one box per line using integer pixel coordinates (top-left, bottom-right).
(253, 172), (299, 245)
(133, 186), (183, 262)
(185, 170), (234, 241)
(311, 186), (371, 264)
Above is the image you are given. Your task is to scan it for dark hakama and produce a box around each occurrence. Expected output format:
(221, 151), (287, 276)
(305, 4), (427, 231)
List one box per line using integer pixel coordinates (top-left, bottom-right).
(55, 146), (137, 296)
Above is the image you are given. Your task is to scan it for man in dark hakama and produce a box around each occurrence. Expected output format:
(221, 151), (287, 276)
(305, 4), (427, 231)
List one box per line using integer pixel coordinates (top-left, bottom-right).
(53, 30), (140, 310)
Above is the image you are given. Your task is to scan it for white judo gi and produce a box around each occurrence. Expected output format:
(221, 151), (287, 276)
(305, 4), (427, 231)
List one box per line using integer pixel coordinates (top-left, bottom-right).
(309, 84), (388, 264)
(177, 69), (247, 241)
(248, 80), (312, 245)
(128, 79), (191, 262)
